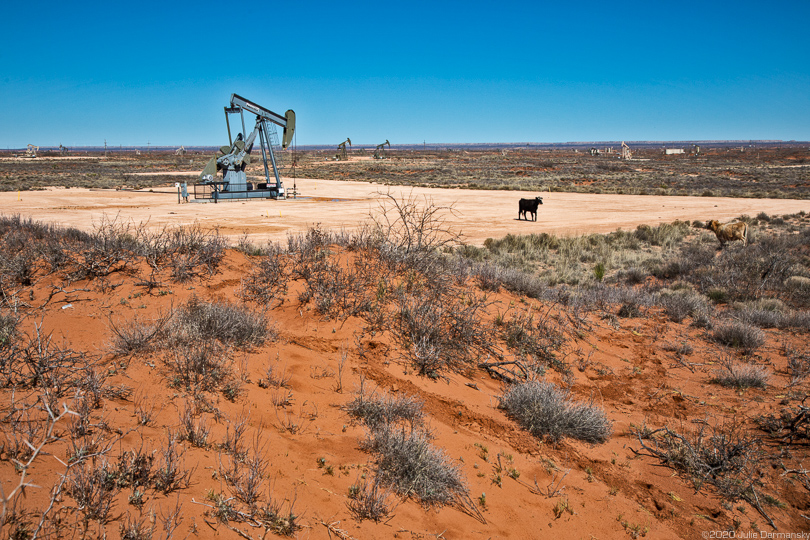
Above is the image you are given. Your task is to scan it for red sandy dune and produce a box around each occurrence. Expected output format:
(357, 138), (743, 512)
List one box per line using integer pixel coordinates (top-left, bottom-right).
(1, 184), (809, 539)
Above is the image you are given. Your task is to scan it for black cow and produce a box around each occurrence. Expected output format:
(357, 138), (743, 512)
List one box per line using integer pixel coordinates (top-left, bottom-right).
(518, 197), (543, 221)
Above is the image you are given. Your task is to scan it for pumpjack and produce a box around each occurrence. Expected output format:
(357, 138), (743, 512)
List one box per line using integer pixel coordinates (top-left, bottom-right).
(373, 140), (390, 159)
(198, 94), (295, 200)
(336, 138), (351, 161)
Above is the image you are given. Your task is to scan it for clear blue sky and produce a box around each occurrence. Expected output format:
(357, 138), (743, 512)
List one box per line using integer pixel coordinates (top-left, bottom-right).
(2, 0), (808, 147)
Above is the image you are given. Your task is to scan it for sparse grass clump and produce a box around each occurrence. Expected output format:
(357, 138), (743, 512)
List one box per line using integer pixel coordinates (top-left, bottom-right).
(0, 310), (17, 347)
(108, 310), (171, 356)
(344, 389), (424, 430)
(499, 381), (611, 443)
(366, 424), (468, 505)
(171, 296), (269, 347)
(712, 321), (765, 353)
(164, 341), (232, 393)
(346, 478), (394, 523)
(658, 289), (711, 323)
(712, 361), (770, 390)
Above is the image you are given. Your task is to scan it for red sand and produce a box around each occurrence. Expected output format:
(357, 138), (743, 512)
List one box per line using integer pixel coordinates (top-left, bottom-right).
(2, 182), (809, 539)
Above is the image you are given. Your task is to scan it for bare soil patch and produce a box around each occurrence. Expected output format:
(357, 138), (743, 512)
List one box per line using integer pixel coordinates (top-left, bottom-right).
(2, 179), (807, 246)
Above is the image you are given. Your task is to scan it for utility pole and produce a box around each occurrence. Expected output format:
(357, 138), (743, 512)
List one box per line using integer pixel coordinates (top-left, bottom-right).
(104, 139), (107, 157)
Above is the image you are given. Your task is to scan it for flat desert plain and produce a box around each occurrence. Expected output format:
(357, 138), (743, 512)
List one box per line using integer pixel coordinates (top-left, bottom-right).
(2, 176), (808, 244)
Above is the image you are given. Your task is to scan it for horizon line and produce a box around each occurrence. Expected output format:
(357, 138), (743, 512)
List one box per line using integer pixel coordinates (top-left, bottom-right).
(4, 139), (808, 151)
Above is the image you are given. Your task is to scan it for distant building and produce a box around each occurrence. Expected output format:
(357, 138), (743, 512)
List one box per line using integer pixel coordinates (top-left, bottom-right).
(664, 148), (685, 155)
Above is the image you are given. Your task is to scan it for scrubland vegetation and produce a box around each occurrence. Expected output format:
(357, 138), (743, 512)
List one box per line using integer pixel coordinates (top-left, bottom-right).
(296, 145), (810, 199)
(1, 192), (809, 538)
(3, 145), (808, 201)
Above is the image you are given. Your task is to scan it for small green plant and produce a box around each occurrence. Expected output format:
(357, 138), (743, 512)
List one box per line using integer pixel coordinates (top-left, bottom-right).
(594, 262), (606, 282)
(128, 488), (146, 509)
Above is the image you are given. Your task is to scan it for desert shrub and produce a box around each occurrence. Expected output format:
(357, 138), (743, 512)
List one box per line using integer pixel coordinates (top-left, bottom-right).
(481, 232), (558, 259)
(662, 341), (694, 356)
(67, 458), (121, 524)
(0, 330), (92, 391)
(178, 402), (210, 448)
(0, 311), (17, 347)
(67, 216), (140, 280)
(390, 288), (494, 377)
(1, 252), (35, 285)
(634, 221), (690, 248)
(498, 308), (566, 373)
(239, 245), (289, 305)
(785, 275), (810, 305)
(366, 424), (468, 505)
(368, 191), (463, 276)
(658, 289), (711, 323)
(486, 265), (547, 298)
(473, 262), (506, 291)
(152, 435), (193, 494)
(712, 321), (765, 353)
(170, 296), (269, 347)
(635, 421), (765, 502)
(619, 267), (647, 285)
(757, 399), (809, 446)
(164, 341), (231, 393)
(302, 260), (370, 320)
(114, 445), (155, 489)
(617, 301), (642, 318)
(499, 381), (611, 443)
(345, 389), (424, 430)
(108, 310), (172, 356)
(688, 233), (802, 304)
(733, 301), (787, 329)
(165, 225), (225, 281)
(346, 478), (394, 523)
(654, 244), (716, 280)
(119, 514), (153, 540)
(712, 360), (770, 390)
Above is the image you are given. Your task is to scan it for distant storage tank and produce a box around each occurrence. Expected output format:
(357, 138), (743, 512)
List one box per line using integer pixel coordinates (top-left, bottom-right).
(664, 148), (685, 155)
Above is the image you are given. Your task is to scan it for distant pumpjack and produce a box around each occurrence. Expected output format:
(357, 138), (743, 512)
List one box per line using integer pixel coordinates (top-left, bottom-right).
(336, 138), (351, 161)
(373, 140), (390, 159)
(26, 144), (38, 158)
(621, 141), (632, 160)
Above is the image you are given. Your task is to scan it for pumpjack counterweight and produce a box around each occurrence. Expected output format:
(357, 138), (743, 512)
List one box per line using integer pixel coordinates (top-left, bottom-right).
(197, 94), (295, 201)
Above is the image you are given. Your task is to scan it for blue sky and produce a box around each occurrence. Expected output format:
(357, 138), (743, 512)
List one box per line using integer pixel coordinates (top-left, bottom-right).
(2, 0), (808, 147)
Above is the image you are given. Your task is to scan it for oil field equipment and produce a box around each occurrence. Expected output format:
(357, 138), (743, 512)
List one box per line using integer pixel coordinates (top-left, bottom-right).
(197, 94), (295, 201)
(373, 139), (390, 159)
(25, 144), (38, 158)
(621, 141), (632, 160)
(336, 138), (351, 161)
